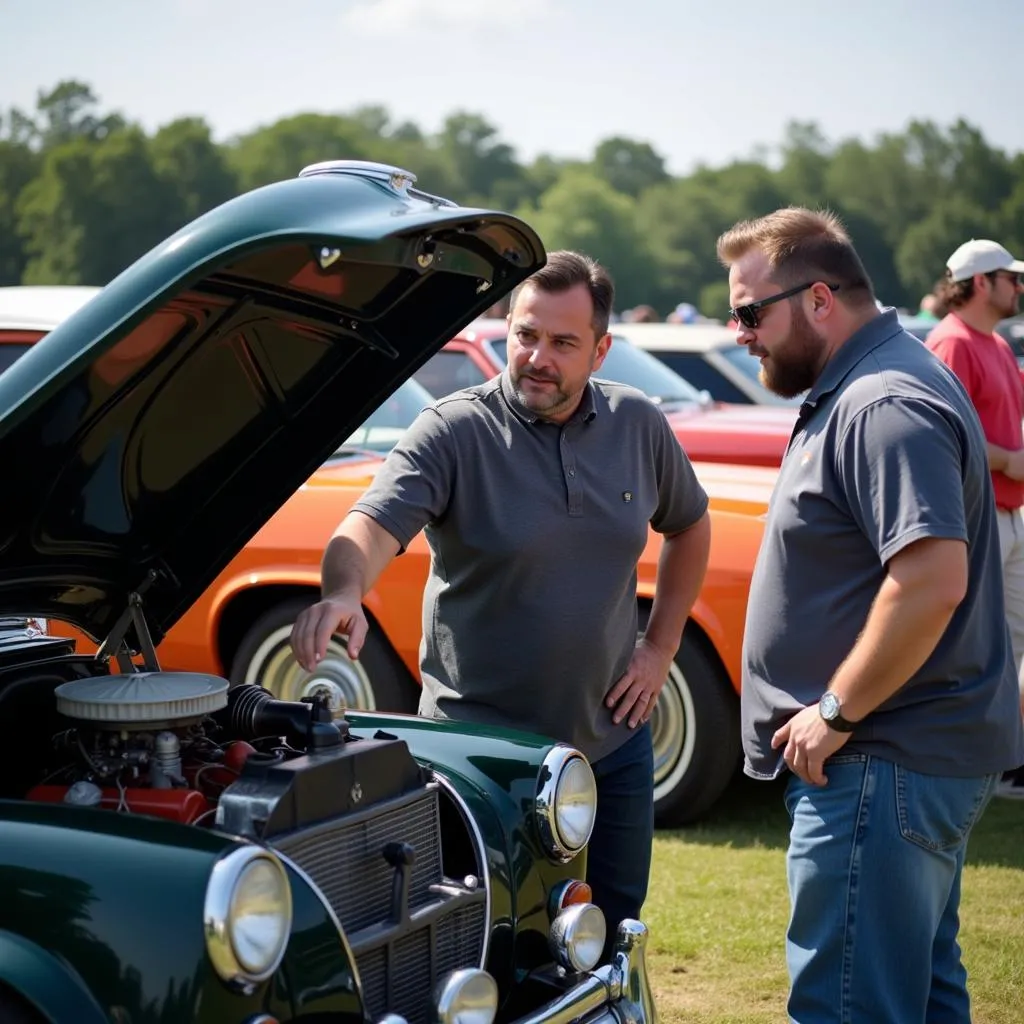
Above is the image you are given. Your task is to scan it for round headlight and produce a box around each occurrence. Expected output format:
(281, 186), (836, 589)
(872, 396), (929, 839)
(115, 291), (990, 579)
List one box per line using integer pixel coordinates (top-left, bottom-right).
(536, 746), (598, 861)
(435, 968), (498, 1024)
(204, 847), (292, 988)
(550, 902), (607, 973)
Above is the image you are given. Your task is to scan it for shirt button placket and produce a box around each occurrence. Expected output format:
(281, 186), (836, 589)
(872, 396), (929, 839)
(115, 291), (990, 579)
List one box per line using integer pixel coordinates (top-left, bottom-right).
(562, 429), (581, 515)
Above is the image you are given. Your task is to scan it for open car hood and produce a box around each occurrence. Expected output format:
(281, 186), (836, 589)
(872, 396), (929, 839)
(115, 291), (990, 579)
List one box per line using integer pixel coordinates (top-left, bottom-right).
(0, 161), (544, 647)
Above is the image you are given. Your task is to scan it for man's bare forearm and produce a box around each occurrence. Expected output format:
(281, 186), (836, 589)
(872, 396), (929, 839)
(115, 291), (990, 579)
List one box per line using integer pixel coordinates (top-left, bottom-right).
(987, 442), (1012, 472)
(321, 511), (401, 600)
(644, 512), (711, 658)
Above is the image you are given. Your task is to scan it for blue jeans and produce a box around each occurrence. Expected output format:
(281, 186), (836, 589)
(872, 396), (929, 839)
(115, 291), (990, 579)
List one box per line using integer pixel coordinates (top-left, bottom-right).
(784, 755), (997, 1024)
(587, 723), (654, 959)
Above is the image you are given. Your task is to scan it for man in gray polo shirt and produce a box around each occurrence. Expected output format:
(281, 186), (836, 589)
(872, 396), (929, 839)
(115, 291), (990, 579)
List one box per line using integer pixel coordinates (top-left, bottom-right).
(717, 208), (1024, 1023)
(290, 250), (711, 950)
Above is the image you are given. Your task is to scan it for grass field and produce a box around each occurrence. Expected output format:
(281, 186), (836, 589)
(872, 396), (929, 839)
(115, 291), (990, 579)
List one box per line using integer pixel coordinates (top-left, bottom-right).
(644, 773), (1024, 1024)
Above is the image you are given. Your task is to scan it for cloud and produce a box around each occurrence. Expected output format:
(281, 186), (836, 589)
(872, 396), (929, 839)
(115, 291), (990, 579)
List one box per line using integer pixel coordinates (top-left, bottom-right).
(341, 0), (551, 35)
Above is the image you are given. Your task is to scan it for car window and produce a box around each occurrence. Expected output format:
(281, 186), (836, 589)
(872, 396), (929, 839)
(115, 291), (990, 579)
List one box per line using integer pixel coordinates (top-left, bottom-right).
(488, 336), (703, 409)
(413, 350), (490, 397)
(648, 351), (751, 404)
(337, 378), (435, 455)
(718, 345), (804, 406)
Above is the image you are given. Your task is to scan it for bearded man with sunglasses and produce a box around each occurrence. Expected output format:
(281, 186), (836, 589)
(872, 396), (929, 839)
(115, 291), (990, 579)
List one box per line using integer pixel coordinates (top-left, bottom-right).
(718, 208), (1024, 1024)
(925, 241), (1024, 799)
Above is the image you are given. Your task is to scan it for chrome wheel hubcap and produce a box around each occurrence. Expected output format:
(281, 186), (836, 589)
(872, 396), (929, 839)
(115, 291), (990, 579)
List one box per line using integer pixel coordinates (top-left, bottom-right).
(242, 624), (377, 711)
(650, 663), (696, 804)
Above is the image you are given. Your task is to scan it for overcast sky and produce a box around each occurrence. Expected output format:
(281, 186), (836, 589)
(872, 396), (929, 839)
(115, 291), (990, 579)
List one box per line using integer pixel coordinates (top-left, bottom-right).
(2, 0), (1021, 174)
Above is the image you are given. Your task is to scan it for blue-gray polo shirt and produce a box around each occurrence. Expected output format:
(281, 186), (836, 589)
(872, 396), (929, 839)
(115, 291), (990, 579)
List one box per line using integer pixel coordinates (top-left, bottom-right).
(742, 309), (1024, 779)
(352, 368), (709, 762)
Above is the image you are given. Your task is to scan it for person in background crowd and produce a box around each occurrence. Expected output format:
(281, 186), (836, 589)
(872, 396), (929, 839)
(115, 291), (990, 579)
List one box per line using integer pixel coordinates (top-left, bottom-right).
(918, 291), (941, 321)
(290, 250), (712, 957)
(927, 238), (1024, 799)
(718, 207), (1024, 1022)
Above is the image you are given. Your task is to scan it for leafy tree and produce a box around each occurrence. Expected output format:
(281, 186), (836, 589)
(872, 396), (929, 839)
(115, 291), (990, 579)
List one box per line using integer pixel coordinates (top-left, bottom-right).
(227, 113), (377, 192)
(0, 139), (40, 283)
(33, 80), (125, 147)
(591, 136), (668, 198)
(149, 117), (237, 226)
(7, 78), (1024, 313)
(998, 179), (1024, 255)
(775, 121), (832, 208)
(520, 170), (656, 309)
(18, 128), (173, 285)
(895, 197), (994, 301)
(698, 280), (732, 322)
(433, 112), (527, 208)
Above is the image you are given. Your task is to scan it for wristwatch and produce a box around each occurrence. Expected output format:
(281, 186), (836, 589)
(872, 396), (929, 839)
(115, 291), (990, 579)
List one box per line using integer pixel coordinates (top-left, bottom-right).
(818, 692), (857, 732)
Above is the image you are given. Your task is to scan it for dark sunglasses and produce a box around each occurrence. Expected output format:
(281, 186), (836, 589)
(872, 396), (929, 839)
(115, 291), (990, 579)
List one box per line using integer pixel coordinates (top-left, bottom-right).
(729, 281), (840, 330)
(988, 270), (1022, 287)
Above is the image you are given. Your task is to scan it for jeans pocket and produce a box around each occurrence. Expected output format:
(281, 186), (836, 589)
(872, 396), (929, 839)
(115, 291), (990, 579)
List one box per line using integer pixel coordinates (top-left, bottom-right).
(894, 764), (995, 852)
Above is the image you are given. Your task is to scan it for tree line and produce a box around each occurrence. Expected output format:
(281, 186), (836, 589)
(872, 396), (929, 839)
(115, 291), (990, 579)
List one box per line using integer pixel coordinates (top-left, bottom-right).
(3, 81), (1023, 318)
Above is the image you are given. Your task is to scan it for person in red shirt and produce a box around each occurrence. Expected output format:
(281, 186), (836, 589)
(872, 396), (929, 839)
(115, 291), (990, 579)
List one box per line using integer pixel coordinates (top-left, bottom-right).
(927, 238), (1024, 797)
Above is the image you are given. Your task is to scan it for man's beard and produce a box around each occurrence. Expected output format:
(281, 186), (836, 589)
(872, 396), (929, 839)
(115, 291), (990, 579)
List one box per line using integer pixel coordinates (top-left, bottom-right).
(509, 364), (580, 417)
(992, 293), (1020, 322)
(758, 305), (823, 398)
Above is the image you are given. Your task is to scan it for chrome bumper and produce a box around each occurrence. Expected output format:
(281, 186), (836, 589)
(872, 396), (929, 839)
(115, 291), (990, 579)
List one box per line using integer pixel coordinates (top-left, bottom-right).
(510, 919), (656, 1024)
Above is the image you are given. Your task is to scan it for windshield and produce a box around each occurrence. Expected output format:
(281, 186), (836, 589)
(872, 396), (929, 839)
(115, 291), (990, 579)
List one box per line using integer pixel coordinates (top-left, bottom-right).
(336, 377), (434, 455)
(488, 334), (703, 407)
(718, 345), (804, 407)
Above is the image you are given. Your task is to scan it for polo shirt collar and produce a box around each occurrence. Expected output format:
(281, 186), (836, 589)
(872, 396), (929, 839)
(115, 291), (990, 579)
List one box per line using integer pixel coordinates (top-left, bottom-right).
(803, 308), (902, 411)
(499, 367), (599, 426)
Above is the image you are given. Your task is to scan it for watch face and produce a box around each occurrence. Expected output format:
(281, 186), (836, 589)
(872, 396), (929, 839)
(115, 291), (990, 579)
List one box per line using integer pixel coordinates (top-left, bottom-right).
(820, 692), (841, 720)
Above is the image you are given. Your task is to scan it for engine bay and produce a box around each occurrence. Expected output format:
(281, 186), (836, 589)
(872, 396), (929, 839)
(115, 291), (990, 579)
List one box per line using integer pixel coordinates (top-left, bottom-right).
(11, 659), (425, 836)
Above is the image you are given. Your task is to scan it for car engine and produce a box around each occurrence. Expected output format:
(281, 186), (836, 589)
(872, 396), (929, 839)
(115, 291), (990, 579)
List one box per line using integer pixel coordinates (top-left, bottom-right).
(26, 672), (366, 827)
(15, 667), (488, 1024)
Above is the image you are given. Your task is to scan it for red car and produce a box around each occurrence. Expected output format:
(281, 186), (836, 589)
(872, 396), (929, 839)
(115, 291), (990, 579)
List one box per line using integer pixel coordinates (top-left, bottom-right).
(414, 319), (797, 467)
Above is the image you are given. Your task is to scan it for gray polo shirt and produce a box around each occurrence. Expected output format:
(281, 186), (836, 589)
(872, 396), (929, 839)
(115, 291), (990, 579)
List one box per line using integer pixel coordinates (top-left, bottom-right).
(352, 368), (708, 762)
(742, 309), (1024, 779)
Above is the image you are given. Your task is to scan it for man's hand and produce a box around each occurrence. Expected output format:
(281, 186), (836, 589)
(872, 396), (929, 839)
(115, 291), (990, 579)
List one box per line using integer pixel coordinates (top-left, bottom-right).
(605, 638), (674, 728)
(290, 593), (368, 672)
(771, 705), (851, 786)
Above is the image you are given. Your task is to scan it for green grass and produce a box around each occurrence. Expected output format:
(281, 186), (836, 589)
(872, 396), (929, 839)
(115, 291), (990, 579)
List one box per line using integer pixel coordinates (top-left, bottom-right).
(643, 774), (1024, 1024)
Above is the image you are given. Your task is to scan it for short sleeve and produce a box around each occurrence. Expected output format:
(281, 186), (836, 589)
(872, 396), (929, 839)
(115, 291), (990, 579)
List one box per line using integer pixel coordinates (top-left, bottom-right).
(351, 407), (455, 550)
(927, 335), (980, 404)
(835, 397), (968, 563)
(649, 408), (709, 535)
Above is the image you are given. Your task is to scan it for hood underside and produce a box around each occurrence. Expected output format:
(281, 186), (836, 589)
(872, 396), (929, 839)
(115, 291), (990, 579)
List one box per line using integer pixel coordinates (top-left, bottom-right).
(0, 162), (544, 644)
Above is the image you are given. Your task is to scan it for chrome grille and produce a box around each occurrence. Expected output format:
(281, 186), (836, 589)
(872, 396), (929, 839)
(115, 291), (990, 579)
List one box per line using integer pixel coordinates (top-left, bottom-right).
(355, 903), (487, 1024)
(271, 782), (487, 1024)
(273, 785), (442, 932)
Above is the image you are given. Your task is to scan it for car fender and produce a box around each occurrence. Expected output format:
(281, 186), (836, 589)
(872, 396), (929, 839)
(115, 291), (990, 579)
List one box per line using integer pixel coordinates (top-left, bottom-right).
(0, 931), (109, 1024)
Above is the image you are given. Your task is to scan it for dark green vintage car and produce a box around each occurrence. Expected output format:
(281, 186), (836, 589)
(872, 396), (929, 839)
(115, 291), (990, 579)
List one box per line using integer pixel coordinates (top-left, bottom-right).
(0, 161), (657, 1024)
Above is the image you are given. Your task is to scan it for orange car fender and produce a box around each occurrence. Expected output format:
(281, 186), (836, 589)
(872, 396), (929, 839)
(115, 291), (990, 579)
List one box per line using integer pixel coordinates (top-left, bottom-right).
(633, 579), (737, 692)
(180, 566), (395, 672)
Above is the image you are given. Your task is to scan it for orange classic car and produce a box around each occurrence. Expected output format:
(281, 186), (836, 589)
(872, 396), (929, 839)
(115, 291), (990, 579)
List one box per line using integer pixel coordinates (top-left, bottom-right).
(5, 285), (774, 825)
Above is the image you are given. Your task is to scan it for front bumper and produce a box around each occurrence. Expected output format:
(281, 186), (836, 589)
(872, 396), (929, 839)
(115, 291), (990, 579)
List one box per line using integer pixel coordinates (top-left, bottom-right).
(511, 919), (656, 1024)
(370, 919), (656, 1024)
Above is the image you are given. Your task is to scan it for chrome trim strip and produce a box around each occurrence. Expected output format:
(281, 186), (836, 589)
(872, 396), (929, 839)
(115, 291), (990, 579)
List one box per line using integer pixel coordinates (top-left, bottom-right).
(430, 769), (493, 969)
(535, 745), (595, 863)
(273, 849), (364, 996)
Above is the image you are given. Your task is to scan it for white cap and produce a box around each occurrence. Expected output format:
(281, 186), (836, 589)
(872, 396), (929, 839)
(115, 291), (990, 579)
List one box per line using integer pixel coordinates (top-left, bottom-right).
(946, 239), (1024, 282)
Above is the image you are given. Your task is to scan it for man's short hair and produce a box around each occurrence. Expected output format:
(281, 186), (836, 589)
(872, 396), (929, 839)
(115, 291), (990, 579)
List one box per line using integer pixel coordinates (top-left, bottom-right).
(716, 207), (876, 305)
(510, 250), (615, 341)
